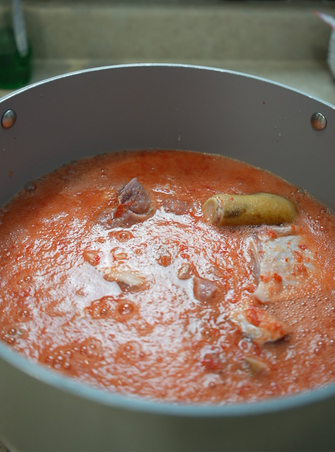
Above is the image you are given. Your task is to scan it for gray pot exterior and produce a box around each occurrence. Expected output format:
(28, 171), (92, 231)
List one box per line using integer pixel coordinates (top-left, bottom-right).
(0, 65), (335, 451)
(1, 353), (335, 452)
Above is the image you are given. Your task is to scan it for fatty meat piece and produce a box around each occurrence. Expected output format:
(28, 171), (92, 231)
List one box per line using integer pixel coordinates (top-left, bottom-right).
(230, 303), (288, 345)
(104, 267), (146, 288)
(252, 226), (316, 303)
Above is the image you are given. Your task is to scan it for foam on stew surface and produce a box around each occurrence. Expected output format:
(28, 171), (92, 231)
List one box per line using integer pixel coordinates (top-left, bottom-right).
(0, 149), (335, 404)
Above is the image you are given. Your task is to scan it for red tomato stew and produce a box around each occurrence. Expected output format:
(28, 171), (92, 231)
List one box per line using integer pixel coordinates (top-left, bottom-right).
(0, 150), (335, 404)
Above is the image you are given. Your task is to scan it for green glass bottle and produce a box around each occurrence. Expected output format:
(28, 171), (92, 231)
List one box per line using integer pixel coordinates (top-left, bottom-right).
(0, 0), (32, 89)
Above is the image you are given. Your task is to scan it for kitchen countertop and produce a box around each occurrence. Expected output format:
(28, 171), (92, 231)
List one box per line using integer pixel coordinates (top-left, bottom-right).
(1, 2), (335, 103)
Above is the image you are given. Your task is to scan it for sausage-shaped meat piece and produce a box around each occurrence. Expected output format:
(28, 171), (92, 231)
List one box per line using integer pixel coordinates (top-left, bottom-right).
(203, 193), (297, 227)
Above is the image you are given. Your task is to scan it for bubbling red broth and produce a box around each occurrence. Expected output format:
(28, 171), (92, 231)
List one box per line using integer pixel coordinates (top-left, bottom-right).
(0, 149), (335, 404)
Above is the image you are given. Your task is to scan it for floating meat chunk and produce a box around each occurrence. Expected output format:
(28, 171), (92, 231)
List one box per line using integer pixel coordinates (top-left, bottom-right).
(230, 303), (288, 345)
(193, 276), (221, 303)
(177, 263), (195, 280)
(104, 267), (146, 289)
(83, 250), (101, 266)
(203, 193), (297, 227)
(98, 178), (151, 229)
(244, 357), (269, 375)
(119, 178), (150, 215)
(252, 226), (316, 303)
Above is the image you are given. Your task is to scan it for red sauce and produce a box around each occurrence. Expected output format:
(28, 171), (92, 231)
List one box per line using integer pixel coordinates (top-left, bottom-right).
(0, 149), (335, 404)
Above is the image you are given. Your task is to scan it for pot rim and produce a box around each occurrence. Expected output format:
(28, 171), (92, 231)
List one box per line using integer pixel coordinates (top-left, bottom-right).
(1, 62), (335, 418)
(1, 62), (335, 110)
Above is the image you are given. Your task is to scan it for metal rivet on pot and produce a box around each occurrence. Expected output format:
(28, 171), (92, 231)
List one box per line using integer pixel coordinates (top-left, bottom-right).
(1, 109), (17, 129)
(311, 112), (327, 131)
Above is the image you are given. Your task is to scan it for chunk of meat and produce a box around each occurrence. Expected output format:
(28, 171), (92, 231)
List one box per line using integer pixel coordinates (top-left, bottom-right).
(193, 276), (221, 303)
(252, 226), (316, 303)
(230, 303), (288, 345)
(244, 357), (269, 375)
(119, 178), (150, 215)
(177, 263), (195, 280)
(83, 250), (101, 266)
(98, 178), (151, 229)
(104, 267), (146, 289)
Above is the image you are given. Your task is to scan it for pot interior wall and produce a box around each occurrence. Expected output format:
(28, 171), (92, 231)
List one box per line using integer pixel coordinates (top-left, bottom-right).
(0, 65), (334, 210)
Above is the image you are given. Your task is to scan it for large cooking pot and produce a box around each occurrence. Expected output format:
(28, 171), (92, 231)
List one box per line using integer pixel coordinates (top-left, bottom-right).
(1, 64), (335, 452)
